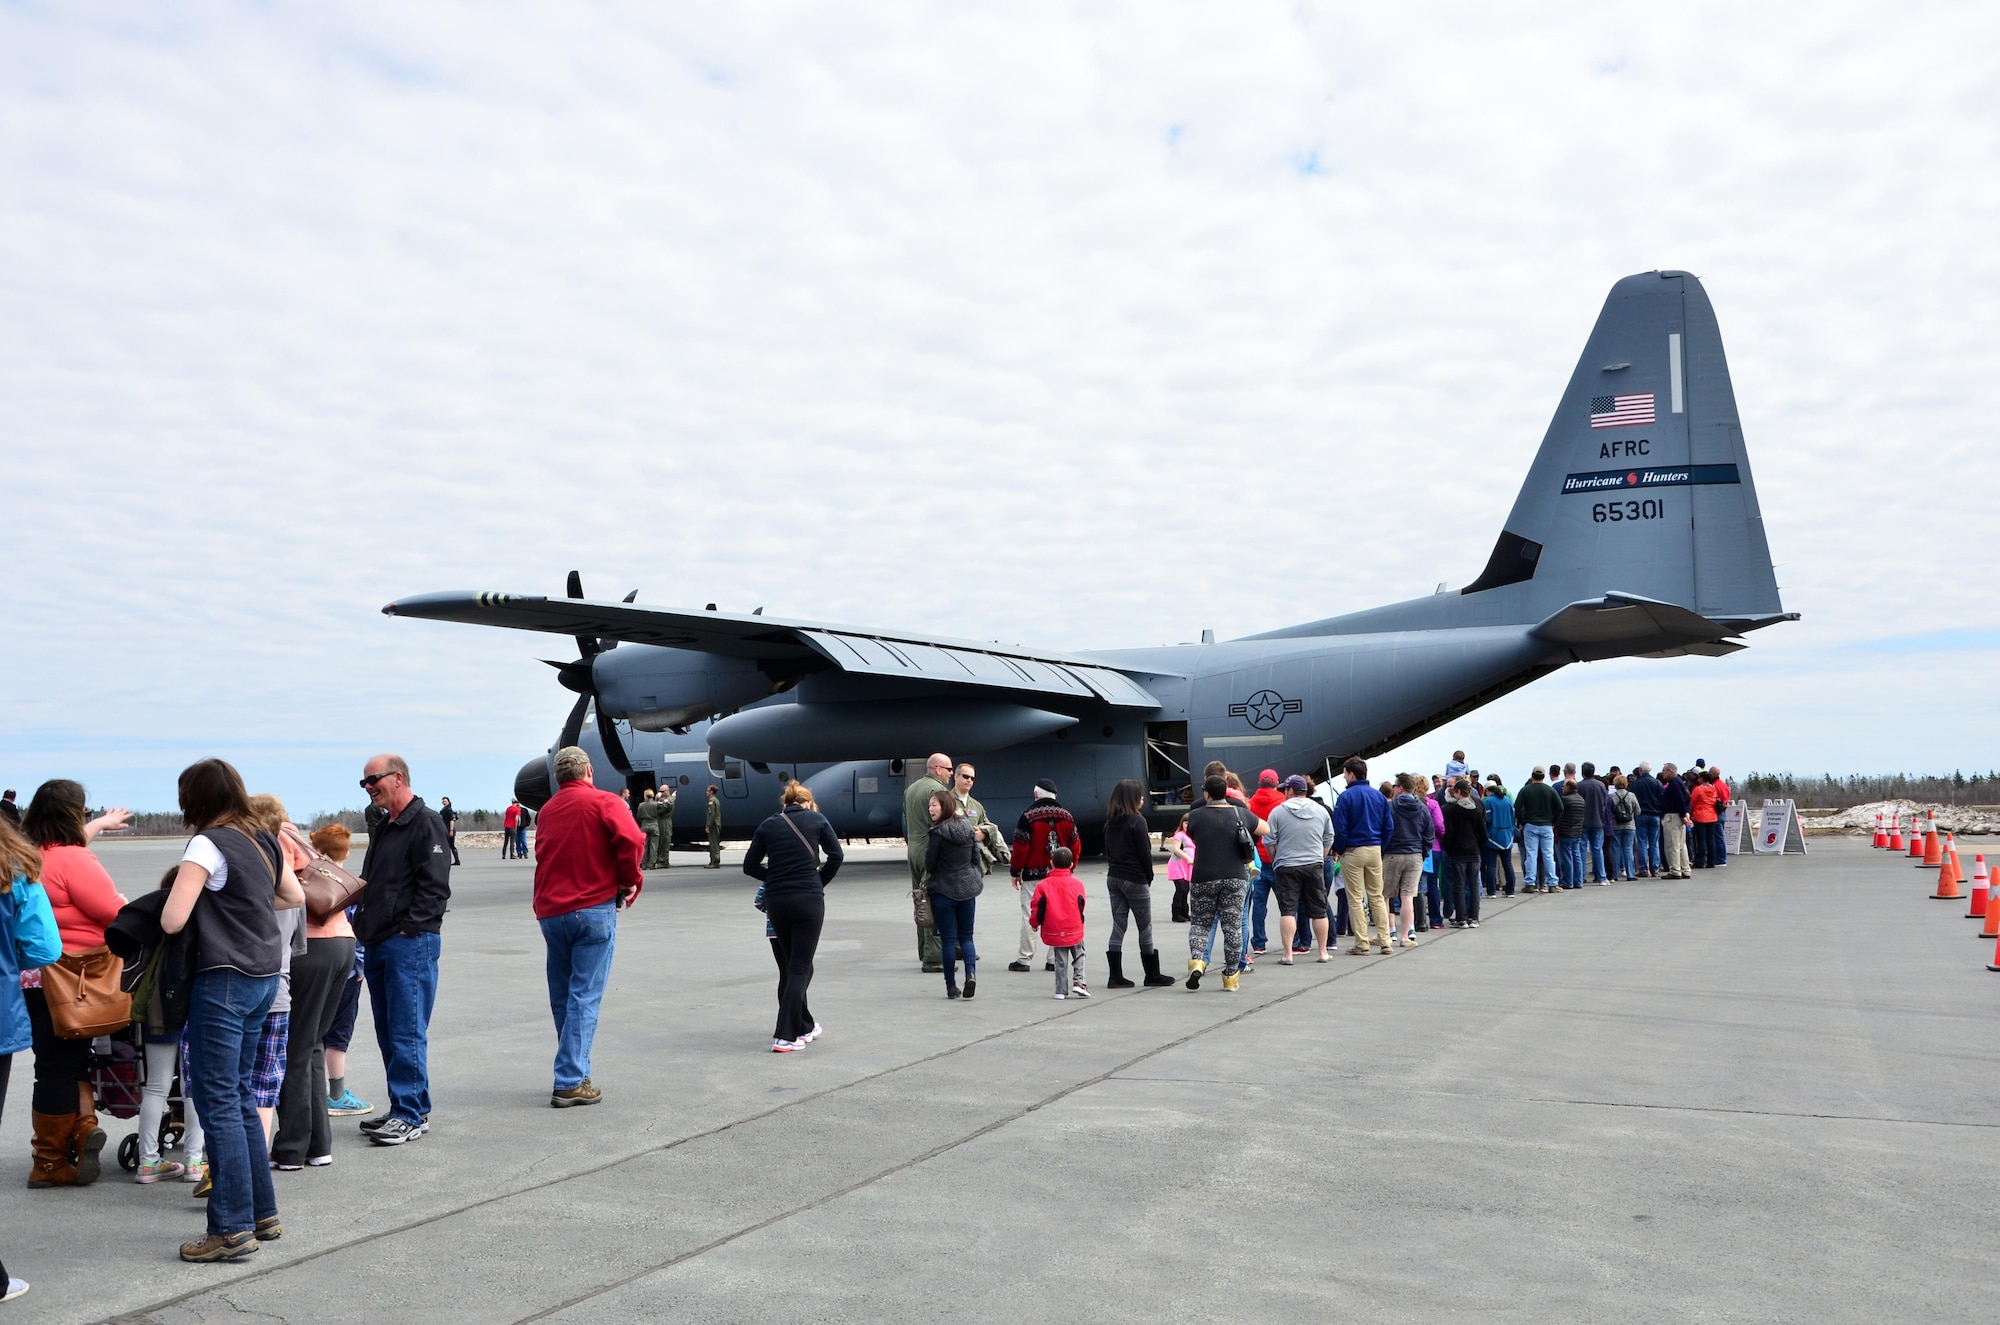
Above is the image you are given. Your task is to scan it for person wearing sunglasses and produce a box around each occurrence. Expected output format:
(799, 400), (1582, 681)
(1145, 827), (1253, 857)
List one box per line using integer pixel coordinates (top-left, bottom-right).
(350, 756), (451, 1147)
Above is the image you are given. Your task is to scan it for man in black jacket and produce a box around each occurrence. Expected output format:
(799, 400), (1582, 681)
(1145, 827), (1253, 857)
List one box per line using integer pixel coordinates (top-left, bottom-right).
(354, 754), (451, 1147)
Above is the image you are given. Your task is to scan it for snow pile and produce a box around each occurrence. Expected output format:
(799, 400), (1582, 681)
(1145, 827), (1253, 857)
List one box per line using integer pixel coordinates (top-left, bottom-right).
(1796, 800), (2000, 835)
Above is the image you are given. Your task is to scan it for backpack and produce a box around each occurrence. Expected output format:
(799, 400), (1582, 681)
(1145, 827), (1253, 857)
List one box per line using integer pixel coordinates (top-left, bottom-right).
(1611, 790), (1636, 825)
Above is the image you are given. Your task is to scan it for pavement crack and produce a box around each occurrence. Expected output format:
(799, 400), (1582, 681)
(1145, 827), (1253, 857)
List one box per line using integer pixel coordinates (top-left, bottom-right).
(1509, 1094), (2000, 1129)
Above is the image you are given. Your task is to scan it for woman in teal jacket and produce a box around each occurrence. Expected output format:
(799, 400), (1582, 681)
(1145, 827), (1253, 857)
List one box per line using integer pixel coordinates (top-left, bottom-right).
(2, 814), (63, 1303)
(1481, 780), (1518, 897)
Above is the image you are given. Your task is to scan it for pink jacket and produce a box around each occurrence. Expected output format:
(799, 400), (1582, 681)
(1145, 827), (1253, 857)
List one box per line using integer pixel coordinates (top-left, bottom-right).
(1029, 869), (1087, 947)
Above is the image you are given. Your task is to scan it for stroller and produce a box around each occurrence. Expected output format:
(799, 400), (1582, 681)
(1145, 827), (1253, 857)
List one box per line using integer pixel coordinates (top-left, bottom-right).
(93, 1019), (187, 1174)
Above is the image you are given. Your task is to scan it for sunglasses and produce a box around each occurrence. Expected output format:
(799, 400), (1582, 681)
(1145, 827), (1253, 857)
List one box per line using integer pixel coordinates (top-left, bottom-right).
(359, 771), (400, 789)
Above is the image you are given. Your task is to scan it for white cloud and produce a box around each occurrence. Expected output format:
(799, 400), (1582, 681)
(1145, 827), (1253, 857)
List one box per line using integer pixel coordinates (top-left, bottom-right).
(2, 1), (1995, 812)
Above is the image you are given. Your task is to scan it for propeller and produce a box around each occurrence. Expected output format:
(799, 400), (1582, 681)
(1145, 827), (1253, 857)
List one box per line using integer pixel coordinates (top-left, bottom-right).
(543, 571), (634, 775)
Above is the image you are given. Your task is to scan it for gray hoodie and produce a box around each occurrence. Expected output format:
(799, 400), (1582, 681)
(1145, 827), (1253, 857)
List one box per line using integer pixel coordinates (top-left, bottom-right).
(1265, 795), (1336, 868)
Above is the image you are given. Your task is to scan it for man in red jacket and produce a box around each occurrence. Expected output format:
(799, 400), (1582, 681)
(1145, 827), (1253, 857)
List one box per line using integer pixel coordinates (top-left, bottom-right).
(1245, 769), (1288, 954)
(532, 747), (645, 1108)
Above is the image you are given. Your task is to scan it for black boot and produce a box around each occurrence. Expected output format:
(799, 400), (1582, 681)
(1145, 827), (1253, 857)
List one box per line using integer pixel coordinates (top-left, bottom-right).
(1105, 951), (1135, 988)
(1140, 949), (1176, 987)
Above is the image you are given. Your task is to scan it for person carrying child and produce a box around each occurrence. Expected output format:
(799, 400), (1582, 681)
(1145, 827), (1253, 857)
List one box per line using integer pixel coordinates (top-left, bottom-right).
(1028, 848), (1088, 1000)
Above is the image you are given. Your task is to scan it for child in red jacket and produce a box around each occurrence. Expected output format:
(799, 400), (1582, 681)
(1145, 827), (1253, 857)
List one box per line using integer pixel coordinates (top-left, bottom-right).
(1030, 847), (1088, 999)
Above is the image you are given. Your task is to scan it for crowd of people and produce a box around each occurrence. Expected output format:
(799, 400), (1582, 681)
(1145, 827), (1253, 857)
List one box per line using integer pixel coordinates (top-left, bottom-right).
(0, 744), (1738, 1291)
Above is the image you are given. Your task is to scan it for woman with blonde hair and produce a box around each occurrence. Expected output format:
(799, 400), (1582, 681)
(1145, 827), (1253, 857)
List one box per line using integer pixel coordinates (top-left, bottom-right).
(1, 815), (60, 1302)
(271, 815), (355, 1171)
(742, 782), (843, 1052)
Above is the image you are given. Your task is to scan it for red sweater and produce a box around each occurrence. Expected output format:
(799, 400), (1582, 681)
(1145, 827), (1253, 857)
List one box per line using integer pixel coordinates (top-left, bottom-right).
(1029, 869), (1086, 947)
(1689, 783), (1719, 824)
(531, 782), (645, 919)
(40, 845), (126, 953)
(1247, 788), (1286, 862)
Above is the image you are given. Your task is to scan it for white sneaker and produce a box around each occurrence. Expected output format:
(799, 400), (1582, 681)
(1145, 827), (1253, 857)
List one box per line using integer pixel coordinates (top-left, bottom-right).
(771, 1039), (803, 1053)
(2, 1278), (28, 1303)
(799, 1023), (823, 1044)
(1071, 985), (1091, 998)
(1053, 993), (1067, 1000)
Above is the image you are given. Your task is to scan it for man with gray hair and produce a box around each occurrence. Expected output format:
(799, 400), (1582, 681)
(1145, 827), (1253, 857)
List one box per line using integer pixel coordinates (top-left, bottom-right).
(531, 747), (645, 1108)
(354, 753), (452, 1146)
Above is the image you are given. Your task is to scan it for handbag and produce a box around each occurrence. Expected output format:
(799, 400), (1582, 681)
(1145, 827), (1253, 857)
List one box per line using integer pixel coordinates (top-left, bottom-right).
(282, 824), (366, 921)
(41, 944), (132, 1038)
(10, 878), (62, 968)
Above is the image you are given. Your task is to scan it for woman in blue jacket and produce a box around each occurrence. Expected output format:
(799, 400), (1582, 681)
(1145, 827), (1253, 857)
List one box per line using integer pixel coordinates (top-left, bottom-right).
(1481, 780), (1518, 897)
(2, 815), (63, 1303)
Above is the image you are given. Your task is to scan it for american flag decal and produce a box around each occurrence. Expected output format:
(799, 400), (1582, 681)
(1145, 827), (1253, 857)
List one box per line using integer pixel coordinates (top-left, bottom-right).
(1590, 393), (1655, 429)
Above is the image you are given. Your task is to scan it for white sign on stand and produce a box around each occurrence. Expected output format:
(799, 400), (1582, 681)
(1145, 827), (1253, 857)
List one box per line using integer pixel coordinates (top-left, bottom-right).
(1723, 800), (1748, 854)
(1753, 800), (1808, 855)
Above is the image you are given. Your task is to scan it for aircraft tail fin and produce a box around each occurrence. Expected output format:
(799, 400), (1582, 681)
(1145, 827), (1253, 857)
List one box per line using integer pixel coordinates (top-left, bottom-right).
(1461, 270), (1788, 627)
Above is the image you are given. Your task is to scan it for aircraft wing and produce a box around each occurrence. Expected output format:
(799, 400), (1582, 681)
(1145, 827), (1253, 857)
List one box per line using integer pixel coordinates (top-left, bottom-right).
(1529, 592), (1764, 660)
(382, 591), (1162, 709)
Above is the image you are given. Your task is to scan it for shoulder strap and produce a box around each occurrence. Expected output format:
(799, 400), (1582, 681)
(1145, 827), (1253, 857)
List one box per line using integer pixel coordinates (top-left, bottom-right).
(223, 826), (279, 889)
(780, 810), (821, 865)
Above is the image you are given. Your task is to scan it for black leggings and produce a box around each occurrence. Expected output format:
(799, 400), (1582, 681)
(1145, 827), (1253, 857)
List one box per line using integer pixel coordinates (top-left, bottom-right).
(766, 891), (824, 1044)
(26, 987), (89, 1114)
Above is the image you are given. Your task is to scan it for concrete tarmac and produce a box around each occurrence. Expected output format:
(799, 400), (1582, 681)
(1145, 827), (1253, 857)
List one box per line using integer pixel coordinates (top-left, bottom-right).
(2, 836), (1995, 1323)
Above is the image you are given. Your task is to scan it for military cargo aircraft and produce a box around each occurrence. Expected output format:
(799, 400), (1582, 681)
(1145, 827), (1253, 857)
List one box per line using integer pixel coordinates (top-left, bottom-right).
(386, 270), (1795, 851)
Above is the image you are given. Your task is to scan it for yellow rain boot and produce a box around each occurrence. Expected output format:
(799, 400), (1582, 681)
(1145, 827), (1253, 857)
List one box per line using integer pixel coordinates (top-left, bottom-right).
(1221, 971), (1240, 992)
(1185, 959), (1206, 991)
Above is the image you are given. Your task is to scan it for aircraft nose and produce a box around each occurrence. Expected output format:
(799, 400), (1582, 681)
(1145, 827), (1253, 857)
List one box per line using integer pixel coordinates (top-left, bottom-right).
(514, 756), (553, 811)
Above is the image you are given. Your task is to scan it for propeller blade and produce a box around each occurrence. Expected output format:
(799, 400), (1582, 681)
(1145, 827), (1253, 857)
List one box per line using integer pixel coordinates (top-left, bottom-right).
(564, 571), (600, 658)
(622, 590), (637, 603)
(558, 691), (590, 752)
(599, 708), (632, 774)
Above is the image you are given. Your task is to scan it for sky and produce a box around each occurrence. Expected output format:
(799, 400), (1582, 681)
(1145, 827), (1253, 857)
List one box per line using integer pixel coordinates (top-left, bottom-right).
(4, 2), (1997, 816)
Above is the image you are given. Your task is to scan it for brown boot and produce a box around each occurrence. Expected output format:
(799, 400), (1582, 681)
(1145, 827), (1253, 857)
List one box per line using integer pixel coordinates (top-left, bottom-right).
(27, 1112), (77, 1188)
(71, 1082), (106, 1187)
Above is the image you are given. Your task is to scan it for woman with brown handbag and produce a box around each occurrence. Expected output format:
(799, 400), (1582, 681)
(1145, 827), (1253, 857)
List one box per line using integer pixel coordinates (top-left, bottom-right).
(20, 779), (129, 1188)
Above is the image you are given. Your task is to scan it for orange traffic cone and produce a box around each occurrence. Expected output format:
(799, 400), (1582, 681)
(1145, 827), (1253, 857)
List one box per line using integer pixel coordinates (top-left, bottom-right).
(1988, 929), (2000, 972)
(1932, 852), (1963, 900)
(1967, 856), (1989, 920)
(1872, 814), (1886, 848)
(1888, 816), (1905, 851)
(1948, 834), (1964, 886)
(1908, 816), (1925, 857)
(1921, 817), (1943, 867)
(1983, 885), (2000, 939)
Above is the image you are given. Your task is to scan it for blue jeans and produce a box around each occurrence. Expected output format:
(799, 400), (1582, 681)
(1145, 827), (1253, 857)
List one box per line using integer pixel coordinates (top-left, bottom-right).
(1611, 828), (1636, 879)
(540, 902), (617, 1090)
(515, 826), (529, 856)
(1636, 814), (1663, 874)
(1521, 824), (1556, 886)
(363, 931), (441, 1124)
(1560, 837), (1587, 888)
(930, 893), (978, 989)
(1713, 814), (1728, 865)
(185, 969), (279, 1236)
(1249, 867), (1273, 949)
(1428, 850), (1447, 924)
(1584, 828), (1606, 882)
(1482, 844), (1517, 894)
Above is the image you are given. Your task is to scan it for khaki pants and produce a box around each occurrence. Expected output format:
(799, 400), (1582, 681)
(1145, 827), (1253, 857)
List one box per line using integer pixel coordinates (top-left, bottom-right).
(1342, 846), (1392, 951)
(1661, 813), (1689, 876)
(1017, 874), (1040, 963)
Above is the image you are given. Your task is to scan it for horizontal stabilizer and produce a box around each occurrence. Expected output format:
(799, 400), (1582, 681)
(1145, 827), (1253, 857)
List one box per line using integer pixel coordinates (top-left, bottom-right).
(1530, 592), (1759, 661)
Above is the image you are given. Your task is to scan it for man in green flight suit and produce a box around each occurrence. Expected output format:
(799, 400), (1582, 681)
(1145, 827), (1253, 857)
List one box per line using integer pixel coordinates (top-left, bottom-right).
(635, 788), (663, 868)
(655, 784), (677, 868)
(902, 752), (951, 972)
(705, 783), (723, 868)
(950, 762), (1006, 875)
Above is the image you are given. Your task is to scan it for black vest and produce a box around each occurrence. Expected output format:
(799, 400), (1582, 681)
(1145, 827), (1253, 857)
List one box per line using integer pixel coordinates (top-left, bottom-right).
(192, 828), (284, 977)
